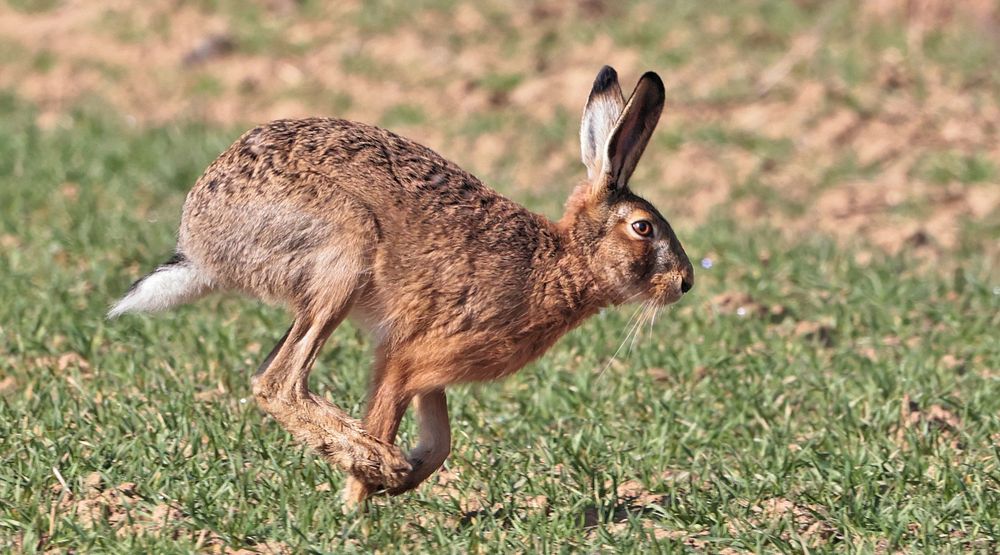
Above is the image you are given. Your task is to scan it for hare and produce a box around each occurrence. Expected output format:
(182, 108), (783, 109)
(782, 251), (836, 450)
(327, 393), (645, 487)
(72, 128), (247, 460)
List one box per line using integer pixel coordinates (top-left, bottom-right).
(109, 66), (694, 506)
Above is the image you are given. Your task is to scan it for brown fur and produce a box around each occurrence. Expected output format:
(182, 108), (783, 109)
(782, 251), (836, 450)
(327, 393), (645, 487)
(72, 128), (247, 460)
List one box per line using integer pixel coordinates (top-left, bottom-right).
(113, 66), (694, 507)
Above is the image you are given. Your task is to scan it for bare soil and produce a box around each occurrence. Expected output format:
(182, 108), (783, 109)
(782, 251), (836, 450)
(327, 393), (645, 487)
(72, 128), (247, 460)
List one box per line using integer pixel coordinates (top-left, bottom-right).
(1, 2), (997, 255)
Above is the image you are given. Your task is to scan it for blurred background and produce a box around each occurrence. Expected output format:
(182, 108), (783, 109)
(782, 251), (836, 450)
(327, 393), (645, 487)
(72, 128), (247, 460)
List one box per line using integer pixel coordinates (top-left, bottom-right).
(2, 0), (998, 257)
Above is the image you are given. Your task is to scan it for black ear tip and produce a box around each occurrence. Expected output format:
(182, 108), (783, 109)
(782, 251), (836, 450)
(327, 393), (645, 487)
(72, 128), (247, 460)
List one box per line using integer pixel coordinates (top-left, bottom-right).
(593, 65), (619, 92)
(639, 71), (665, 94)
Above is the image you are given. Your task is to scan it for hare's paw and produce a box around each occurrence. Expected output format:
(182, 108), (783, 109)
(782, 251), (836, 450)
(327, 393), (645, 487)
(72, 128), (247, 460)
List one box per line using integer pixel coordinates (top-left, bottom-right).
(374, 441), (413, 489)
(339, 446), (412, 510)
(348, 438), (411, 490)
(386, 456), (426, 496)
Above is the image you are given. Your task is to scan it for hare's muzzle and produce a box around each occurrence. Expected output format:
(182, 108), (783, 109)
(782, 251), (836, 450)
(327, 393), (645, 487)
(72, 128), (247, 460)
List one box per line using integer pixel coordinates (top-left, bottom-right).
(648, 268), (690, 306)
(648, 246), (694, 306)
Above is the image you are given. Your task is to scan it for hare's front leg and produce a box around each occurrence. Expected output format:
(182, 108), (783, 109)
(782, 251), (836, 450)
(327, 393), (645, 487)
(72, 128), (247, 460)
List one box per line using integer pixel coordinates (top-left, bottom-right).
(251, 292), (411, 494)
(389, 389), (451, 494)
(342, 377), (451, 504)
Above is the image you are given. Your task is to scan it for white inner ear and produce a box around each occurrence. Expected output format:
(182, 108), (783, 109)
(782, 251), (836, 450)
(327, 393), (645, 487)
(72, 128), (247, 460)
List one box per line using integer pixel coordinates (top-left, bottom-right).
(580, 95), (623, 180)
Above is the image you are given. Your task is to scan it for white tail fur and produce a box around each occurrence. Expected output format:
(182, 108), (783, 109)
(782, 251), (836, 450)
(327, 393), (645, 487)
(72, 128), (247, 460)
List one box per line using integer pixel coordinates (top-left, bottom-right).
(108, 257), (211, 318)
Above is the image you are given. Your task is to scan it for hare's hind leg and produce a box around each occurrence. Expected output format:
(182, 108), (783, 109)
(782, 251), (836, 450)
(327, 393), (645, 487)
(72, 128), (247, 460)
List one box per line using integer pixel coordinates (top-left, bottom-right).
(251, 275), (411, 499)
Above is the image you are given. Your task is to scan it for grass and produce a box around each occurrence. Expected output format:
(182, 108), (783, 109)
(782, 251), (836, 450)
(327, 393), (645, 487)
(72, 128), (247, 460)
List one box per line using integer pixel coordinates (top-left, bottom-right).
(0, 92), (998, 553)
(913, 151), (998, 185)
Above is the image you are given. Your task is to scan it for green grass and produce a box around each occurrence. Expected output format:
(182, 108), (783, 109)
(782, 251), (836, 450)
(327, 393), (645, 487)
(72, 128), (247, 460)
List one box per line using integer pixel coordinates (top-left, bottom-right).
(380, 103), (427, 128)
(4, 0), (61, 13)
(0, 86), (998, 553)
(913, 151), (998, 185)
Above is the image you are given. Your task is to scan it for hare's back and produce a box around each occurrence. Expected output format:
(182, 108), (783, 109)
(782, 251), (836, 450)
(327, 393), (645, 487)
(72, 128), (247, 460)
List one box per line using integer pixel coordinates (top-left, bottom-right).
(182, 117), (505, 219)
(177, 118), (541, 306)
(178, 119), (400, 299)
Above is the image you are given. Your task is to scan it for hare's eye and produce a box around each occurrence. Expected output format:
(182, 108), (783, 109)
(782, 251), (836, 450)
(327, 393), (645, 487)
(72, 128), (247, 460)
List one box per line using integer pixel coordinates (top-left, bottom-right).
(631, 220), (653, 238)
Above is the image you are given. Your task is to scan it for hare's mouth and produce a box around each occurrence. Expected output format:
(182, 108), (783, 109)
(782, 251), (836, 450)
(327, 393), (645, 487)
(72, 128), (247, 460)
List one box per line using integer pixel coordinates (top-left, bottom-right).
(653, 288), (683, 306)
(648, 273), (688, 306)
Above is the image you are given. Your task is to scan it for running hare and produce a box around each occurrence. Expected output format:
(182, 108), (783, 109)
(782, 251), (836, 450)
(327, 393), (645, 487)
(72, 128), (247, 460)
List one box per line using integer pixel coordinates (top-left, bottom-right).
(110, 66), (694, 506)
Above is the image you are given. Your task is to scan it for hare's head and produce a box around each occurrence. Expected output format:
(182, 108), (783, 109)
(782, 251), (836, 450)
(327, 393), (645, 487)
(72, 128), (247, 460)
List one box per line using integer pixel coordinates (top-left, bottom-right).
(561, 66), (693, 307)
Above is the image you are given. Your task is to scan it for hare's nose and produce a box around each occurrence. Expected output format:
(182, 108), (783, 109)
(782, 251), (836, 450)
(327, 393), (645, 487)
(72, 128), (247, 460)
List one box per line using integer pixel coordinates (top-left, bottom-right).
(681, 278), (693, 293)
(680, 264), (694, 294)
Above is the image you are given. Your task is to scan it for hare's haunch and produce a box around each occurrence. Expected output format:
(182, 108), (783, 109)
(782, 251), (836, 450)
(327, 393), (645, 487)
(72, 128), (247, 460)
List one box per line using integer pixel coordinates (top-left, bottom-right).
(110, 66), (694, 506)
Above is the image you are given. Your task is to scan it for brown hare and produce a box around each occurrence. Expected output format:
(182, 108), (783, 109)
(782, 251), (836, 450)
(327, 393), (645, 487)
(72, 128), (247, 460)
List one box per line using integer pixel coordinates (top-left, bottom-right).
(109, 66), (694, 507)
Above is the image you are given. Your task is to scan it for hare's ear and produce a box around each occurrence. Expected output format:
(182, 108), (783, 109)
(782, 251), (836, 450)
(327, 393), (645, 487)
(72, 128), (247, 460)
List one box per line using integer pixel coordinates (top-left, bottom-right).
(580, 66), (625, 181)
(603, 71), (665, 191)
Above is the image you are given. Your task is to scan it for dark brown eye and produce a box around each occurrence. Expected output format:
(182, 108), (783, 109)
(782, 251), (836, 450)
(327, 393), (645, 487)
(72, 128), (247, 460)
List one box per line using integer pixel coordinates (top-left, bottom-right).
(631, 220), (653, 238)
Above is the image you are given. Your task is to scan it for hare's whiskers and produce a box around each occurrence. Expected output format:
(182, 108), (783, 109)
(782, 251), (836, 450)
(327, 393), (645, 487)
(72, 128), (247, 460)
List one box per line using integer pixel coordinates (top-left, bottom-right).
(626, 303), (646, 354)
(628, 300), (654, 355)
(598, 302), (647, 378)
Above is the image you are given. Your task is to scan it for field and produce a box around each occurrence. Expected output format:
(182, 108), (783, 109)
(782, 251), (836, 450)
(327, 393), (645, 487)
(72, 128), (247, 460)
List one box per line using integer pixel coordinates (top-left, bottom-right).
(1, 0), (999, 552)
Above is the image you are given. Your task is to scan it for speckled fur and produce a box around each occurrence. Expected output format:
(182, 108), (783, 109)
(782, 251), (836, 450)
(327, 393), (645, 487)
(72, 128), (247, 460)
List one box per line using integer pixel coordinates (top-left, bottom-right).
(113, 66), (694, 507)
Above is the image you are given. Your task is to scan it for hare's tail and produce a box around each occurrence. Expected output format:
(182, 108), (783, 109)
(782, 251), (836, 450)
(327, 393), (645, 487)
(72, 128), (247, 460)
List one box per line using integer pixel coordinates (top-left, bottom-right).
(107, 252), (213, 318)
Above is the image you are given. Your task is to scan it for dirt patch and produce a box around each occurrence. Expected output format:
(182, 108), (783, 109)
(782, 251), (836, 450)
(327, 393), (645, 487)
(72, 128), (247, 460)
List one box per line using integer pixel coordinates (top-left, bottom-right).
(708, 292), (787, 321)
(0, 375), (15, 394)
(578, 471), (710, 544)
(814, 179), (1000, 255)
(435, 466), (708, 544)
(54, 477), (180, 538)
(226, 540), (293, 555)
(46, 474), (290, 552)
(729, 496), (837, 547)
(791, 320), (836, 347)
(939, 354), (967, 373)
(862, 0), (997, 28)
(31, 352), (91, 372)
(895, 394), (964, 450)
